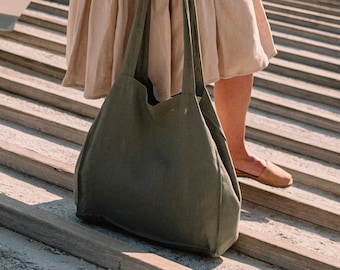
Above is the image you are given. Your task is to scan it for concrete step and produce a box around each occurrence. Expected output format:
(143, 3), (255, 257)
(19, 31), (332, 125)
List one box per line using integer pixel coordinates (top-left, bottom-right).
(251, 86), (340, 133)
(1, 112), (338, 197)
(270, 19), (340, 45)
(266, 0), (340, 17)
(245, 138), (340, 197)
(0, 89), (90, 145)
(0, 164), (339, 270)
(298, 0), (340, 9)
(254, 71), (340, 108)
(0, 168), (190, 270)
(1, 79), (338, 166)
(0, 225), (101, 270)
(0, 1), (67, 54)
(0, 122), (76, 190)
(246, 108), (340, 165)
(266, 8), (340, 35)
(46, 0), (69, 6)
(20, 5), (67, 33)
(0, 36), (65, 79)
(0, 62), (339, 158)
(3, 32), (338, 91)
(1, 32), (338, 113)
(297, 0), (340, 8)
(275, 43), (340, 73)
(0, 117), (339, 230)
(0, 20), (66, 54)
(0, 62), (339, 195)
(0, 61), (101, 118)
(263, 0), (340, 25)
(0, 0), (339, 269)
(1, 7), (339, 101)
(273, 29), (340, 57)
(267, 57), (339, 89)
(28, 0), (69, 18)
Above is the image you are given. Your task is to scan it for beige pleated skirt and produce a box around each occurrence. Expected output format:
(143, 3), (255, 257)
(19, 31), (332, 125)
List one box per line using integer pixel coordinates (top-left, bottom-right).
(62, 0), (277, 101)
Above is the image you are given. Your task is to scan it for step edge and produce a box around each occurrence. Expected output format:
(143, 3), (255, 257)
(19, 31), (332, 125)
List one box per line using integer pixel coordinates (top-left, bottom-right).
(235, 225), (340, 270)
(0, 194), (189, 270)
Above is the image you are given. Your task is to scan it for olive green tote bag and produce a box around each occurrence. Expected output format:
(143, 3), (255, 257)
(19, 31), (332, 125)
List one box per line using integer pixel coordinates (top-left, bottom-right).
(74, 0), (241, 257)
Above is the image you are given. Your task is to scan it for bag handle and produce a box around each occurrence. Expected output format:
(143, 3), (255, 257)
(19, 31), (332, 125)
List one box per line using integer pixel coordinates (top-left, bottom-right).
(121, 0), (204, 97)
(182, 0), (205, 96)
(120, 0), (150, 84)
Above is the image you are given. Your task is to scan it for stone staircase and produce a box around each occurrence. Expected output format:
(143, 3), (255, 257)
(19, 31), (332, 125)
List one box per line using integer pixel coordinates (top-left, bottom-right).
(0, 0), (339, 269)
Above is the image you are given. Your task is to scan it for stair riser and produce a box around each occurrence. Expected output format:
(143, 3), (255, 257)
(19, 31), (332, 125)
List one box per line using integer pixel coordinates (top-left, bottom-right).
(0, 30), (65, 54)
(28, 1), (68, 18)
(1, 51), (337, 110)
(284, 167), (340, 197)
(19, 15), (66, 34)
(276, 50), (340, 73)
(254, 76), (340, 108)
(0, 105), (87, 145)
(49, 0), (69, 5)
(0, 144), (73, 191)
(250, 98), (340, 133)
(0, 195), (181, 270)
(3, 71), (338, 139)
(0, 75), (99, 119)
(264, 4), (340, 25)
(267, 64), (339, 89)
(1, 141), (338, 234)
(1, 192), (338, 270)
(268, 13), (340, 35)
(0, 50), (65, 80)
(274, 35), (340, 58)
(266, 0), (340, 17)
(270, 22), (340, 45)
(290, 0), (340, 9)
(2, 97), (336, 168)
(246, 127), (340, 166)
(8, 29), (340, 76)
(234, 227), (340, 270)
(289, 0), (340, 10)
(240, 182), (340, 232)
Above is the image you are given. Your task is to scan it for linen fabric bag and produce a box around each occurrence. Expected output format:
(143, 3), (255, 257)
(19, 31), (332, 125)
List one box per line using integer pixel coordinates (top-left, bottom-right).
(74, 0), (241, 257)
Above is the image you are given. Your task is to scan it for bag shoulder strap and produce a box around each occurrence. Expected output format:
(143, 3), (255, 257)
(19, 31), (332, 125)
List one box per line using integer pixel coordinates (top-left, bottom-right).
(121, 0), (205, 97)
(120, 0), (150, 84)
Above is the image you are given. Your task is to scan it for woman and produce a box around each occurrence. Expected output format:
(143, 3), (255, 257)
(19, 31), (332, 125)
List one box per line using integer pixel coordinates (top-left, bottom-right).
(62, 0), (293, 187)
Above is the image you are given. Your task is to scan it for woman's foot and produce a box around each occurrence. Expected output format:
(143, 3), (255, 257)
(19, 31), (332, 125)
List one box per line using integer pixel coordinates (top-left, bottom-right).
(235, 160), (293, 188)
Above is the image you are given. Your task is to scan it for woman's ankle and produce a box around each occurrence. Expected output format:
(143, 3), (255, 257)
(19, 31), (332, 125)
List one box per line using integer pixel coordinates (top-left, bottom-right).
(231, 155), (267, 177)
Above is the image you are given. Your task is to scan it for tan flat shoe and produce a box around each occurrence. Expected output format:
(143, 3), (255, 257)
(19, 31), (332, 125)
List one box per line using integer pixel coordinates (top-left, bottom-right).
(235, 160), (293, 188)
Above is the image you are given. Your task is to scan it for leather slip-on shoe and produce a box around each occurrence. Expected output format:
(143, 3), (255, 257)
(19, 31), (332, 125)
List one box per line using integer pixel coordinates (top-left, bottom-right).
(236, 160), (293, 188)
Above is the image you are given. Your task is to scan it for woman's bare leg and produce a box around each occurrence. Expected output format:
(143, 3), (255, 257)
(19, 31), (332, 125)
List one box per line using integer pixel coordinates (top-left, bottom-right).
(214, 74), (266, 176)
(214, 74), (293, 187)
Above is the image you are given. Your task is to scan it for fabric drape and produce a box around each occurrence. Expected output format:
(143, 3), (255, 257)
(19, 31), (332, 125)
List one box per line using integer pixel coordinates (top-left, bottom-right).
(62, 0), (277, 101)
